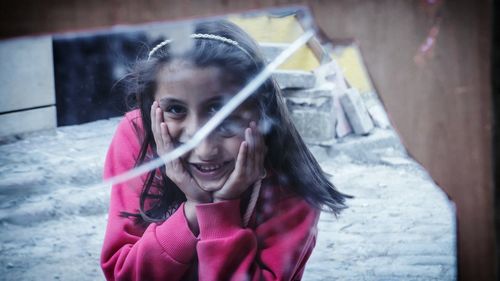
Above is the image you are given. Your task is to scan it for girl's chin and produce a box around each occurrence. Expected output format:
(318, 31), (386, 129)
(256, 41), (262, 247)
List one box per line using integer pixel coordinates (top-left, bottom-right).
(198, 177), (227, 192)
(194, 174), (231, 192)
(198, 184), (224, 192)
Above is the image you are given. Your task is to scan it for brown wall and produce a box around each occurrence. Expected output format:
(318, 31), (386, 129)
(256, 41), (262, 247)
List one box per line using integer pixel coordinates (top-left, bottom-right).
(309, 1), (495, 280)
(0, 0), (495, 280)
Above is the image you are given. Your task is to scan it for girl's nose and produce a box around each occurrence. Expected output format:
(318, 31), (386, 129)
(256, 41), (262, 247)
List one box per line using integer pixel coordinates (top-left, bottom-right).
(194, 134), (220, 161)
(178, 116), (200, 143)
(179, 117), (220, 161)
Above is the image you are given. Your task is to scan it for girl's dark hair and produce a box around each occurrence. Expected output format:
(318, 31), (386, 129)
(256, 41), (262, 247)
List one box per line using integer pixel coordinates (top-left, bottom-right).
(122, 19), (350, 224)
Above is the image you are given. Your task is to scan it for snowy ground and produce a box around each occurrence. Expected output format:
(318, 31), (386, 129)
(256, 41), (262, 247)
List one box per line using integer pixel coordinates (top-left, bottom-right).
(0, 117), (456, 281)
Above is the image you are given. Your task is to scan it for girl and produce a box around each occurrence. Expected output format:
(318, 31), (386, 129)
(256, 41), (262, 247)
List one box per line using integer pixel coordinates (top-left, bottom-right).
(101, 20), (349, 281)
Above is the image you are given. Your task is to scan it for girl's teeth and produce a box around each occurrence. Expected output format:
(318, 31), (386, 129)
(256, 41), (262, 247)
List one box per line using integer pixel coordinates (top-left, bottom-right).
(196, 164), (222, 172)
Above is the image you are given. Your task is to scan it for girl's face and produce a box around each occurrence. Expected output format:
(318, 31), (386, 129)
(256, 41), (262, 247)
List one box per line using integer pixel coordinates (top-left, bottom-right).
(155, 61), (258, 192)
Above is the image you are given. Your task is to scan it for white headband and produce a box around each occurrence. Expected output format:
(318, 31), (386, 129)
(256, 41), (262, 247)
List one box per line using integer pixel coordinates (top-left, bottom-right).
(147, 33), (252, 60)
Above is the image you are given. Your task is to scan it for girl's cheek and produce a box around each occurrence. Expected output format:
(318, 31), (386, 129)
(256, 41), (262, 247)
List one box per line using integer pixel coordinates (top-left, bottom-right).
(228, 136), (245, 157)
(164, 120), (183, 140)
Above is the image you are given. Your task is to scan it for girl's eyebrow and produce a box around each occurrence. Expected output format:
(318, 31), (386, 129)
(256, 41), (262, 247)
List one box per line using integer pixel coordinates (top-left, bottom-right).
(204, 96), (225, 105)
(158, 97), (186, 106)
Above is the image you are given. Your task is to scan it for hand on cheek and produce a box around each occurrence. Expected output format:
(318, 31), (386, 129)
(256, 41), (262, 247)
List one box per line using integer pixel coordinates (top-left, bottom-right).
(213, 121), (267, 202)
(150, 101), (211, 204)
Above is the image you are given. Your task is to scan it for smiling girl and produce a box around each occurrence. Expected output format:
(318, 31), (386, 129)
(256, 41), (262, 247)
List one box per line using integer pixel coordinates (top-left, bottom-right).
(101, 20), (349, 281)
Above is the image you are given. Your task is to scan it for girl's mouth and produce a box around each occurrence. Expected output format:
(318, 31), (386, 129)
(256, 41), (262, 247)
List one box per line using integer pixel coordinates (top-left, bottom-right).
(194, 163), (223, 172)
(189, 161), (233, 181)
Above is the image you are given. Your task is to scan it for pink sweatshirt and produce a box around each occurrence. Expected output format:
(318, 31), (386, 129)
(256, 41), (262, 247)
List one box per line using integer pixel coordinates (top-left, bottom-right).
(100, 110), (320, 281)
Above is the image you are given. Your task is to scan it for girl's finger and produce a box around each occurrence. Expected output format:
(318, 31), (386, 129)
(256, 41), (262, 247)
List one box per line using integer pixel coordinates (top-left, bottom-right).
(160, 122), (174, 151)
(249, 122), (257, 174)
(154, 102), (162, 135)
(151, 101), (163, 151)
(150, 101), (157, 129)
(151, 101), (157, 135)
(253, 122), (264, 174)
(160, 122), (178, 170)
(245, 126), (254, 175)
(234, 141), (248, 177)
(161, 122), (186, 177)
(251, 122), (261, 174)
(155, 107), (165, 149)
(156, 107), (163, 133)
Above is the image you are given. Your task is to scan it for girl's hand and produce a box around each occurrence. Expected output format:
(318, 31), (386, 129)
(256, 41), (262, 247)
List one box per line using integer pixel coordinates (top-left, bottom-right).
(213, 122), (267, 202)
(151, 101), (211, 204)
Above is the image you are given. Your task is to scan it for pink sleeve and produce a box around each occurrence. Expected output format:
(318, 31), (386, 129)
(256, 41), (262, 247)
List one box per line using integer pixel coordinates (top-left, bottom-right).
(196, 196), (319, 281)
(100, 113), (198, 281)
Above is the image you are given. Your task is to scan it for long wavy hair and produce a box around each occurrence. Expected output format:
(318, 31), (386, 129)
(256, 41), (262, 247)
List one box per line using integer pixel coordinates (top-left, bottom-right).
(121, 19), (350, 224)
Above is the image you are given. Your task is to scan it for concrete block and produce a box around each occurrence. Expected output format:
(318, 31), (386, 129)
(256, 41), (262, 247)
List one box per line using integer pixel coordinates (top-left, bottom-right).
(313, 59), (349, 90)
(272, 70), (315, 89)
(0, 36), (55, 113)
(367, 104), (391, 129)
(283, 88), (332, 98)
(284, 88), (335, 145)
(0, 106), (56, 137)
(331, 87), (353, 138)
(340, 88), (374, 135)
(259, 42), (288, 62)
(362, 91), (391, 129)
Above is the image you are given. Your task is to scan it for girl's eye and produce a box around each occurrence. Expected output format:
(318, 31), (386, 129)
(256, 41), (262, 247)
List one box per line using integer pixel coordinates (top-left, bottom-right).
(165, 105), (187, 117)
(217, 119), (245, 138)
(208, 103), (223, 115)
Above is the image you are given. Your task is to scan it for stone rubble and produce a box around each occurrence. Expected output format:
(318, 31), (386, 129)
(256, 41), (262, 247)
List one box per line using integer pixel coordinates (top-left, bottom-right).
(272, 70), (316, 90)
(284, 88), (336, 145)
(340, 88), (375, 135)
(259, 42), (288, 63)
